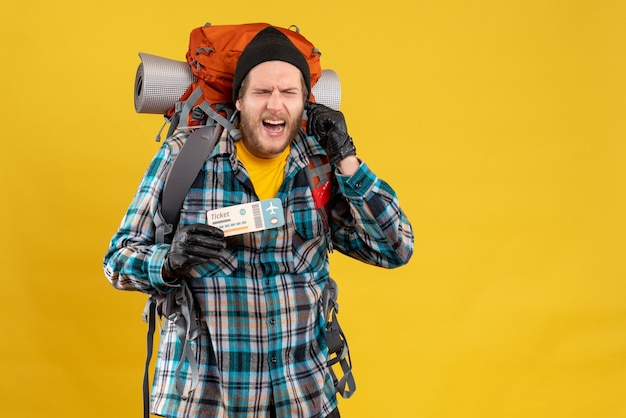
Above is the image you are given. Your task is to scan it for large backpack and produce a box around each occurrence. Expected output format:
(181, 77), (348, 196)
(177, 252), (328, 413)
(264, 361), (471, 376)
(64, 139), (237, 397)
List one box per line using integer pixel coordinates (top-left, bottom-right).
(137, 22), (321, 143)
(135, 23), (355, 418)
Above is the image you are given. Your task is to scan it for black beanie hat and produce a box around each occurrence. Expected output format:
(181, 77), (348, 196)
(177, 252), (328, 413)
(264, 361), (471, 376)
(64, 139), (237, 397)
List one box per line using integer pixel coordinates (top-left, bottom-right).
(233, 26), (311, 102)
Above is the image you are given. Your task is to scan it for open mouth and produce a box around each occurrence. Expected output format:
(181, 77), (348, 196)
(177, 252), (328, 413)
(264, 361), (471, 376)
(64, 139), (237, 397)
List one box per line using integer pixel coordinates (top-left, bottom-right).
(263, 119), (286, 133)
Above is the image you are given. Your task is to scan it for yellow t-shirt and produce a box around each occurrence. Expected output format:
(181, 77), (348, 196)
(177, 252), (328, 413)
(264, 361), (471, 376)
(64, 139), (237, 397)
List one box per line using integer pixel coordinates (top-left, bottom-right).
(235, 141), (290, 200)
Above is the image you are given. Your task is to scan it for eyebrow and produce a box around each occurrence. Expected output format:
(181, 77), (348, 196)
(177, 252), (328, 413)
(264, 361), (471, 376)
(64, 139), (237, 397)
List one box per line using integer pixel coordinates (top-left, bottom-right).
(251, 86), (301, 93)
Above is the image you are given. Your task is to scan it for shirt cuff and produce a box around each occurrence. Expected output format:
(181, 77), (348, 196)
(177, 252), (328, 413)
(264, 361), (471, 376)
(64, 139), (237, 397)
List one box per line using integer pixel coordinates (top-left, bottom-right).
(147, 244), (179, 292)
(336, 161), (377, 198)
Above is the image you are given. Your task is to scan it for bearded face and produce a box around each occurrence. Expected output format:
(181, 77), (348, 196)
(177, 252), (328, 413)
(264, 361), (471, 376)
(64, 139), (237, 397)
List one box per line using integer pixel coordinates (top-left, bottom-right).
(235, 61), (306, 159)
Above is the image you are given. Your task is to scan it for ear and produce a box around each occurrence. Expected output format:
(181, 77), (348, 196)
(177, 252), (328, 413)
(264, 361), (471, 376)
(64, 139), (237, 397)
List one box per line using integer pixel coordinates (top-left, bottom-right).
(235, 99), (241, 111)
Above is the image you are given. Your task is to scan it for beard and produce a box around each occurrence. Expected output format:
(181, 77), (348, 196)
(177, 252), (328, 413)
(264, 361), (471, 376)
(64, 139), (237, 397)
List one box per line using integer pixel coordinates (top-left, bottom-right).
(237, 108), (302, 159)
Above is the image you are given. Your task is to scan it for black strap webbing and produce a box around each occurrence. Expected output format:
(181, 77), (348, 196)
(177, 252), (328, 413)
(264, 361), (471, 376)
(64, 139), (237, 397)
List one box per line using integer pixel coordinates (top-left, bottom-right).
(142, 298), (157, 418)
(161, 125), (223, 225)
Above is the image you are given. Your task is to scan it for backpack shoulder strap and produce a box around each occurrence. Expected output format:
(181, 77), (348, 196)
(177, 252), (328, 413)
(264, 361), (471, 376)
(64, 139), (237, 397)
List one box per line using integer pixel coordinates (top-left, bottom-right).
(143, 124), (223, 418)
(154, 124), (224, 243)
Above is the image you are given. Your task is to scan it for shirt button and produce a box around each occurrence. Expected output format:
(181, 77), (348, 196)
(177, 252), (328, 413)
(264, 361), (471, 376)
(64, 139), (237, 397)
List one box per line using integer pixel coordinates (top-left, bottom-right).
(265, 279), (270, 286)
(269, 318), (275, 325)
(271, 356), (277, 363)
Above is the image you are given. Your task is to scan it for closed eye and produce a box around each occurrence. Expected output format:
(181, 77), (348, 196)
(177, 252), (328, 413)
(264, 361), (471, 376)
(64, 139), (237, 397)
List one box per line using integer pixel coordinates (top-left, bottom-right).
(251, 89), (272, 96)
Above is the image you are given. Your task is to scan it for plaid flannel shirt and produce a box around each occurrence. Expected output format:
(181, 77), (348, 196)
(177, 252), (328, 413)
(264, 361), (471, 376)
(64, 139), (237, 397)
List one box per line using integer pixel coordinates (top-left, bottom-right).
(104, 128), (414, 417)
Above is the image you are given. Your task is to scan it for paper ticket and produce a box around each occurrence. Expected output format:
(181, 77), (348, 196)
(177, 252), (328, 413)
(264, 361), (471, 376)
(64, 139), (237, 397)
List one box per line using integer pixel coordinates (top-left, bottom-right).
(206, 198), (285, 237)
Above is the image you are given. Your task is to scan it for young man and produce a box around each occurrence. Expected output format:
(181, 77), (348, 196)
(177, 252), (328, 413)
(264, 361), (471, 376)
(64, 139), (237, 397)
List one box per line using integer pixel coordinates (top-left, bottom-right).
(104, 26), (413, 417)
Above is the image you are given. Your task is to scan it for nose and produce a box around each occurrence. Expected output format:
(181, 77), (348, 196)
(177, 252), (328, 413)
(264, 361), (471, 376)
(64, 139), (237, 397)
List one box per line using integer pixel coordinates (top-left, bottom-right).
(266, 89), (282, 113)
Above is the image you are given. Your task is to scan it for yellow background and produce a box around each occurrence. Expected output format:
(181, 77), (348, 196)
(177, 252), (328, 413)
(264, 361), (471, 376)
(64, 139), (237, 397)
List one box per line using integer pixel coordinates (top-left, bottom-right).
(2, 0), (625, 417)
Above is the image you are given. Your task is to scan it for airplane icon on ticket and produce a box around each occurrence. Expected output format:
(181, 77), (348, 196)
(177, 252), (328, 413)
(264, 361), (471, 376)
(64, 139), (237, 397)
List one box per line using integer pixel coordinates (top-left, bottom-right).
(266, 201), (279, 215)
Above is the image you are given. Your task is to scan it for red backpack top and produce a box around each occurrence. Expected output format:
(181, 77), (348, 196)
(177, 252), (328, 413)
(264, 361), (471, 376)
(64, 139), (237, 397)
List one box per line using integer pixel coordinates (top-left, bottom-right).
(166, 23), (322, 132)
